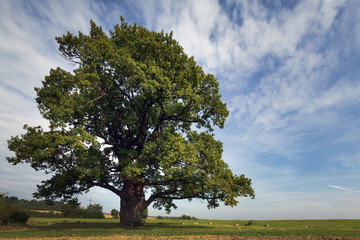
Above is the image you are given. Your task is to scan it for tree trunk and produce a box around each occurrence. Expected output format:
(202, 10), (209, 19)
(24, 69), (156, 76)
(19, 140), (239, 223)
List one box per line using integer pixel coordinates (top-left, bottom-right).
(119, 178), (147, 227)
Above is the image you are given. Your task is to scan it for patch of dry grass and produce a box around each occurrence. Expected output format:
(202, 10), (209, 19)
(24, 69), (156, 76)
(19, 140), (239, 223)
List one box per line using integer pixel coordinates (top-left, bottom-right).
(0, 236), (358, 240)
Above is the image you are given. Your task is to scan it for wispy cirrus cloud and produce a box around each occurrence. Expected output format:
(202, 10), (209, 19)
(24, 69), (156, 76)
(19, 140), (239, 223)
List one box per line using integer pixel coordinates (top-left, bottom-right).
(329, 185), (351, 191)
(132, 0), (359, 157)
(0, 0), (102, 97)
(0, 0), (103, 201)
(133, 0), (360, 219)
(1, 0), (360, 218)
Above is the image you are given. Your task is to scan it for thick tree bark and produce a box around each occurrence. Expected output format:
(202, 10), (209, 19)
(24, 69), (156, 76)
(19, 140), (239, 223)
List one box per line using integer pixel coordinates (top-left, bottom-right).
(119, 178), (147, 227)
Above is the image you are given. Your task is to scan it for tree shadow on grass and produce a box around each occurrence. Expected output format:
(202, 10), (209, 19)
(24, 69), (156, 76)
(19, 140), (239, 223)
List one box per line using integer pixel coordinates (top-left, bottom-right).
(0, 221), (214, 238)
(27, 221), (210, 233)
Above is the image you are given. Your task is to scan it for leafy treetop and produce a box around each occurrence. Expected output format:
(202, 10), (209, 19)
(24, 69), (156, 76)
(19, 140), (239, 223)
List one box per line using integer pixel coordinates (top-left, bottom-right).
(7, 18), (254, 221)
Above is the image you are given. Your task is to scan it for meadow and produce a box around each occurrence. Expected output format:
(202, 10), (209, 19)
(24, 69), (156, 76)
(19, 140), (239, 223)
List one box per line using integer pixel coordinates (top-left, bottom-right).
(0, 218), (359, 239)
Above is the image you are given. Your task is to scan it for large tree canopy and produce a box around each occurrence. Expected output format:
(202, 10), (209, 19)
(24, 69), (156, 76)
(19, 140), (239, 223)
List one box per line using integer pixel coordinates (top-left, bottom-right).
(7, 19), (254, 226)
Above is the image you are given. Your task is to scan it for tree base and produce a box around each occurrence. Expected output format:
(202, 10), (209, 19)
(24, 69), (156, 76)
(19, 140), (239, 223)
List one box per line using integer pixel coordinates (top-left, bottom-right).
(119, 219), (145, 227)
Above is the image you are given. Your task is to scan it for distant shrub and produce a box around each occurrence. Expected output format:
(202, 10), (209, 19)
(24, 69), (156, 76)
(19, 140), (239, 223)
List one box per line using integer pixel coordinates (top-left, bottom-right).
(4, 195), (63, 211)
(157, 215), (197, 220)
(84, 204), (104, 219)
(142, 208), (148, 219)
(111, 209), (119, 219)
(9, 211), (30, 224)
(182, 214), (192, 220)
(0, 193), (29, 225)
(245, 220), (254, 226)
(61, 199), (104, 219)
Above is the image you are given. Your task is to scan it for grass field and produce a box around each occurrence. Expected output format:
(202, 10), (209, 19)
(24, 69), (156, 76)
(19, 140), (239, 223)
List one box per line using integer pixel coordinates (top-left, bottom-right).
(0, 218), (359, 239)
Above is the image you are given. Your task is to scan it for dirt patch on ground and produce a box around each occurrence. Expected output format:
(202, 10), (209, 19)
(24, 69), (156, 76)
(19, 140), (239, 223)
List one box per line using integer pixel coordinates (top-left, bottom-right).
(0, 236), (357, 240)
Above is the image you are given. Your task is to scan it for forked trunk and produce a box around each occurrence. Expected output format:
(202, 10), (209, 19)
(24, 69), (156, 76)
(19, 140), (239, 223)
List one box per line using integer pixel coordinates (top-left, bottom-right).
(119, 178), (147, 227)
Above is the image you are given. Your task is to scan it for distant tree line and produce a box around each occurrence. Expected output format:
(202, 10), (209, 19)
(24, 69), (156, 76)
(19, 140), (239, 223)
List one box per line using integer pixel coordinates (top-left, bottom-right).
(3, 195), (104, 219)
(0, 193), (30, 226)
(60, 198), (104, 219)
(157, 214), (197, 220)
(4, 195), (63, 211)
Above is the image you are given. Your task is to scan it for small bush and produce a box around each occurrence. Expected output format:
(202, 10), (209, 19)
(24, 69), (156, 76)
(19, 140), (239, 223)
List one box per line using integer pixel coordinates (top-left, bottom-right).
(181, 214), (191, 220)
(0, 193), (29, 225)
(142, 208), (148, 219)
(61, 199), (104, 219)
(245, 220), (254, 226)
(111, 209), (119, 219)
(157, 215), (197, 220)
(84, 204), (104, 219)
(9, 211), (30, 224)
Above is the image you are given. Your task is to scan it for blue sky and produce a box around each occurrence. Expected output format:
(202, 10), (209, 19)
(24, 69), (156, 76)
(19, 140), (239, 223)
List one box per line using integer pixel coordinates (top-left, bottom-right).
(0, 0), (359, 220)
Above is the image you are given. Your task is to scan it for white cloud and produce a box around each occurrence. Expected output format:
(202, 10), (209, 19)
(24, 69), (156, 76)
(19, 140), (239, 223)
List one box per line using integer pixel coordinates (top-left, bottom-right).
(328, 185), (351, 191)
(1, 0), (360, 220)
(336, 152), (360, 168)
(345, 190), (360, 195)
(0, 0), (103, 202)
(0, 0), (102, 97)
(147, 0), (345, 86)
(224, 2), (360, 155)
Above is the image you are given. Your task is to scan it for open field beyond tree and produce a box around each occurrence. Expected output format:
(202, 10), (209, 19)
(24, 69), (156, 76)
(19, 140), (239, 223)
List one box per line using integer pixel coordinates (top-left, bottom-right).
(0, 218), (359, 239)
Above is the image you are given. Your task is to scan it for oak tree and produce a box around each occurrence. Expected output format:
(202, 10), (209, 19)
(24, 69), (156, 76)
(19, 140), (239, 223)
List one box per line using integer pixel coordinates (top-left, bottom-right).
(7, 19), (254, 226)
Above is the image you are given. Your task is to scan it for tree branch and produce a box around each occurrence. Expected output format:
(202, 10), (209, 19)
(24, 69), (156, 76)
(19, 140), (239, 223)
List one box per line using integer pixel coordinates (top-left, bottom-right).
(94, 182), (122, 196)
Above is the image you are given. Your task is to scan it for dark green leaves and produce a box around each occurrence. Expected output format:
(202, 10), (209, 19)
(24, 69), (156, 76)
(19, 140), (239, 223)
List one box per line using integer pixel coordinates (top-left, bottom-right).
(7, 18), (253, 210)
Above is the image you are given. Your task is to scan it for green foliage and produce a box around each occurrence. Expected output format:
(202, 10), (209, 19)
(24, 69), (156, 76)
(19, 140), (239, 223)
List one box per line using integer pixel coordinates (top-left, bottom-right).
(6, 18), (254, 222)
(245, 220), (254, 226)
(142, 208), (148, 219)
(4, 195), (63, 211)
(181, 214), (197, 220)
(110, 209), (119, 219)
(85, 204), (104, 219)
(8, 211), (30, 224)
(0, 193), (30, 226)
(156, 215), (197, 220)
(60, 199), (104, 219)
(61, 198), (81, 217)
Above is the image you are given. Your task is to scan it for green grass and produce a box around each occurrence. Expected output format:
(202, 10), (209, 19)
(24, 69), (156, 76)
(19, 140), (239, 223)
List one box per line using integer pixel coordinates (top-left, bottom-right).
(0, 218), (359, 238)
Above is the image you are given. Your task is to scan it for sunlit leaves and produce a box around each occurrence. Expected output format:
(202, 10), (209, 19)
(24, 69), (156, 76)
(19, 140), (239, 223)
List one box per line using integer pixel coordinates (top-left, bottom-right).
(7, 18), (253, 210)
